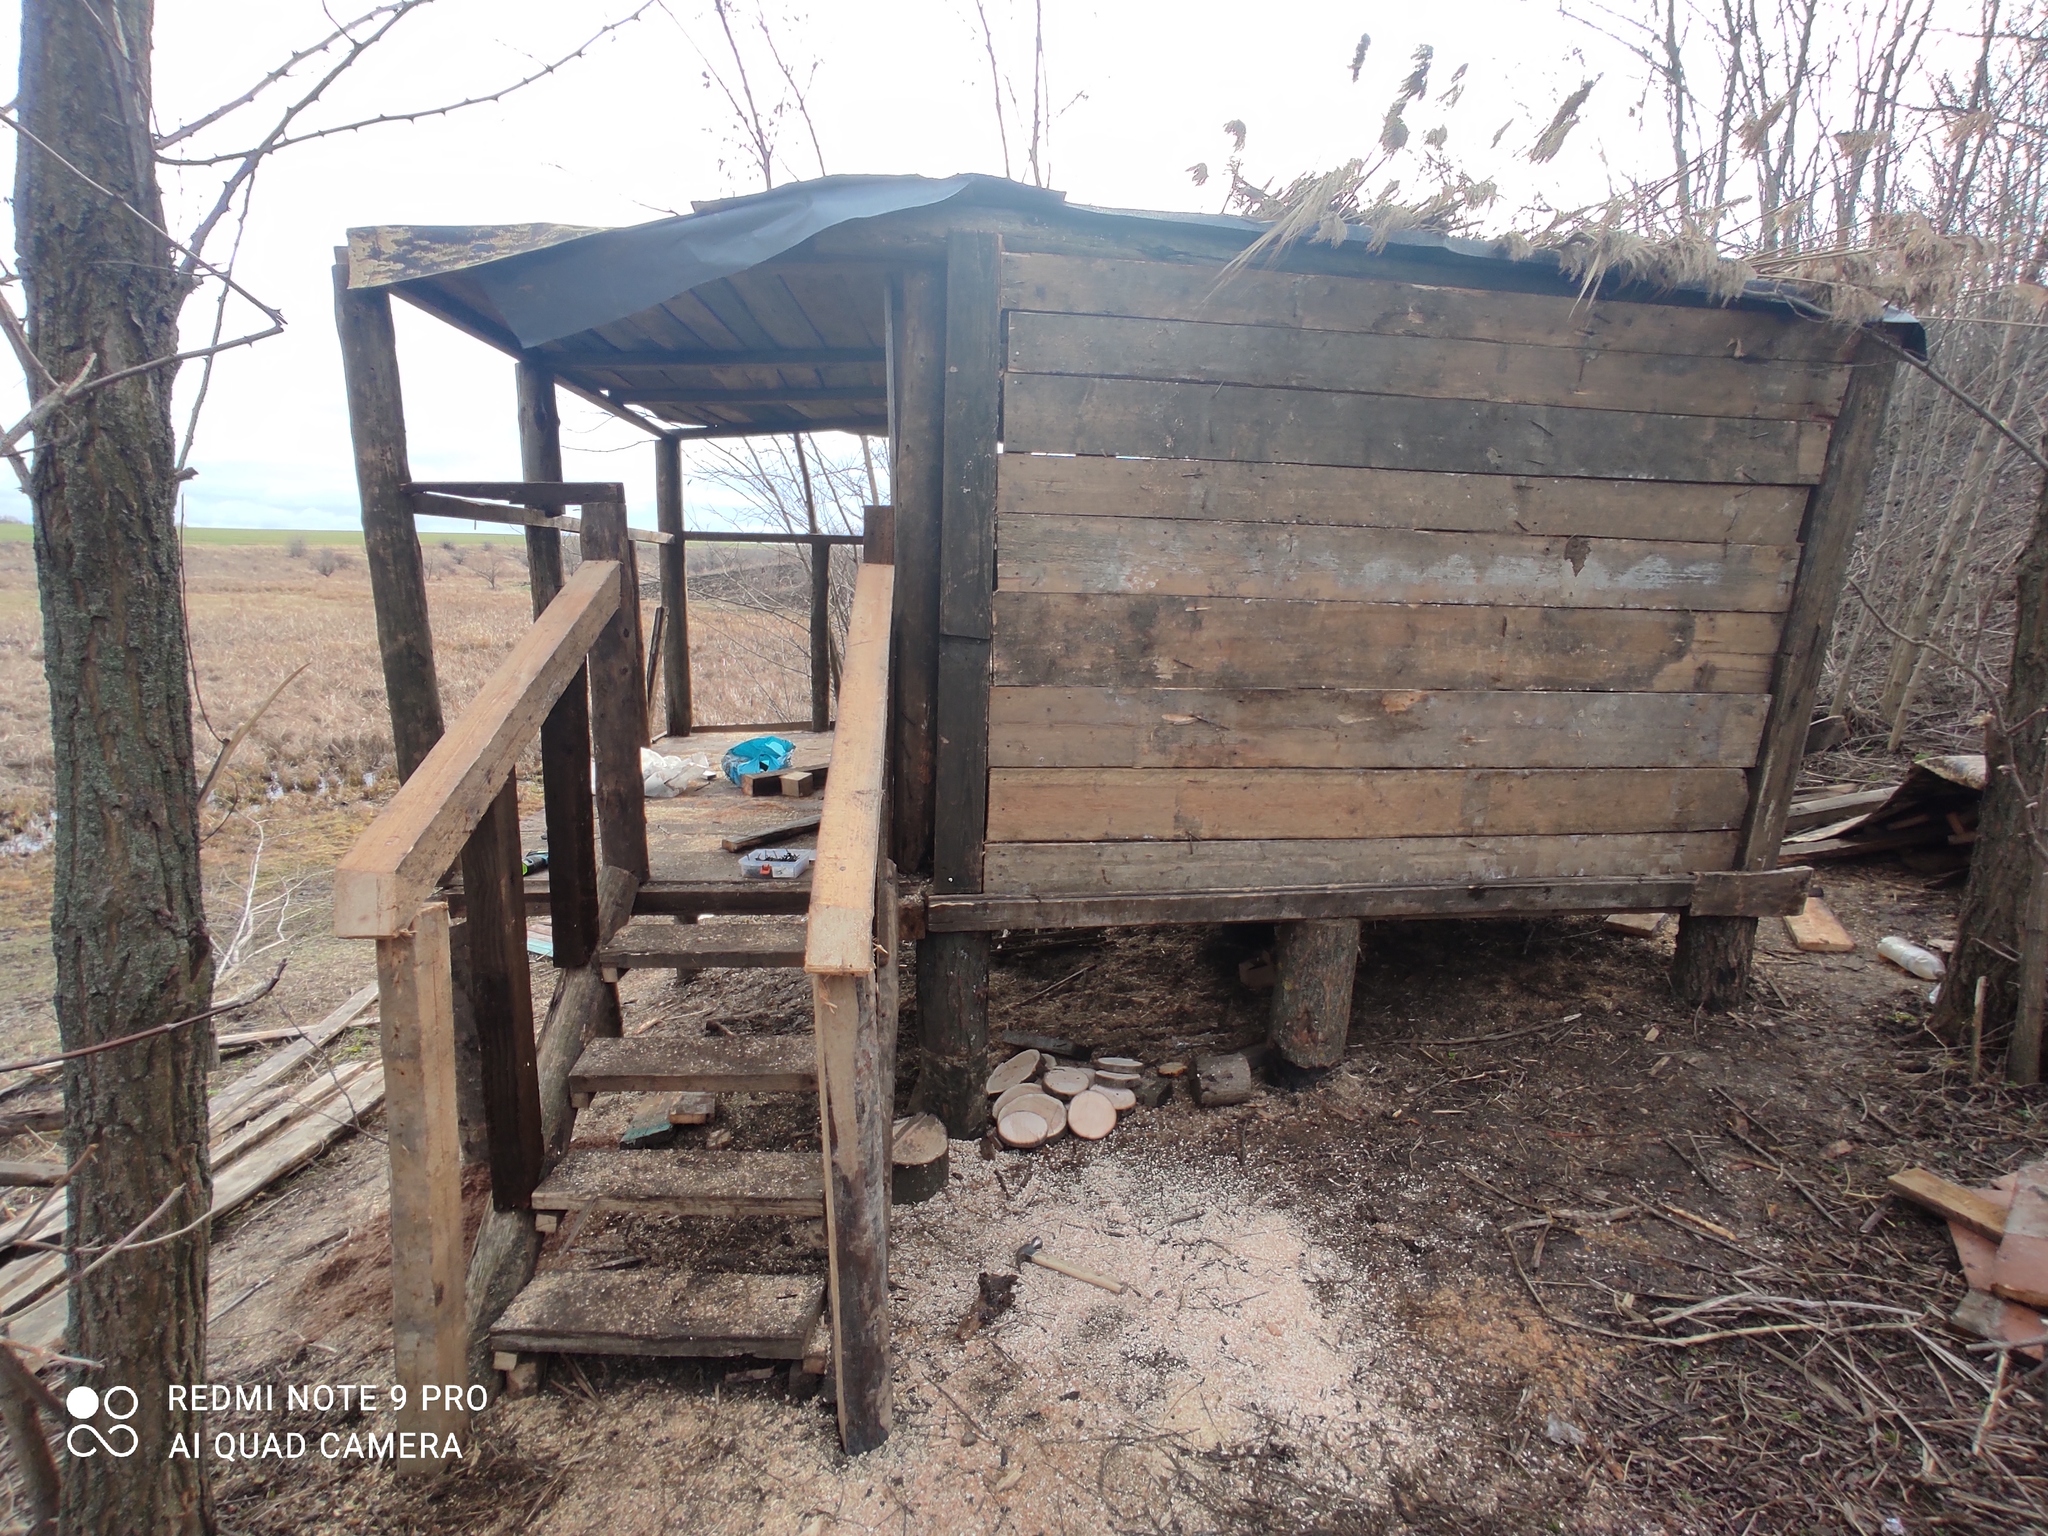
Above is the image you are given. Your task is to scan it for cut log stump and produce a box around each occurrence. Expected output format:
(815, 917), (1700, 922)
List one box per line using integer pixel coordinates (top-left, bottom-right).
(1267, 918), (1362, 1069)
(891, 1113), (950, 1205)
(1672, 914), (1757, 1010)
(1194, 1052), (1254, 1107)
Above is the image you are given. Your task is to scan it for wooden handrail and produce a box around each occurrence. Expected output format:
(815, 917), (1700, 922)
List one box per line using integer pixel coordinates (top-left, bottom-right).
(333, 559), (623, 938)
(803, 561), (895, 976)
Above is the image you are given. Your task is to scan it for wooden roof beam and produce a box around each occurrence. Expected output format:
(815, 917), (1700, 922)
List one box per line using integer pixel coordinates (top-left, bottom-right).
(613, 385), (886, 406)
(545, 345), (884, 369)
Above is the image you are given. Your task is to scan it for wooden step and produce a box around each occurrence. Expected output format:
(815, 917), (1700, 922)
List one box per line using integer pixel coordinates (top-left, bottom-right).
(491, 1268), (826, 1359)
(530, 1149), (823, 1218)
(570, 1035), (816, 1102)
(599, 917), (807, 970)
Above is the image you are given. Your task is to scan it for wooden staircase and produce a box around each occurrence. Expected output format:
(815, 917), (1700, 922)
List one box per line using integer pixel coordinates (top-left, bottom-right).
(332, 496), (900, 1460)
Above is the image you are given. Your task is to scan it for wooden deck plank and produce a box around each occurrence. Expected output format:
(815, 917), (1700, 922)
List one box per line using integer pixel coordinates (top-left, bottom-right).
(982, 831), (1741, 894)
(996, 454), (1810, 545)
(529, 1149), (824, 1217)
(490, 1269), (825, 1359)
(985, 767), (1751, 843)
(988, 687), (1769, 770)
(600, 917), (807, 970)
(991, 593), (1782, 694)
(570, 1034), (816, 1096)
(999, 251), (1863, 364)
(1002, 374), (1830, 484)
(996, 513), (1798, 612)
(1006, 309), (1850, 420)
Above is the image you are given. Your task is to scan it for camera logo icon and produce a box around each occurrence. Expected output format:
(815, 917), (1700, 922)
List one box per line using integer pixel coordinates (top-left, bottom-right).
(64, 1385), (138, 1458)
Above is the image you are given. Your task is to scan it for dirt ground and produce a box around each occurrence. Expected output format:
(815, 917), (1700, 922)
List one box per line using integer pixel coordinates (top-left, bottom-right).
(30, 849), (2023, 1535)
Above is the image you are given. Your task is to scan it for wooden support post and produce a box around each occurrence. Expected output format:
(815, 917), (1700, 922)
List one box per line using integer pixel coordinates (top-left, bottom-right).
(1674, 341), (1898, 1008)
(1267, 918), (1362, 1070)
(462, 777), (543, 1208)
(913, 930), (987, 1138)
(514, 359), (599, 968)
(656, 434), (691, 737)
(376, 902), (470, 1468)
(334, 256), (443, 778)
(886, 267), (944, 877)
(580, 498), (651, 882)
(811, 536), (834, 734)
(644, 604), (666, 715)
(813, 968), (893, 1455)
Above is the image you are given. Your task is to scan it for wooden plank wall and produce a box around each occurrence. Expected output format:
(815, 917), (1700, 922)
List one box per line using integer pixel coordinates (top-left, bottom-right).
(984, 252), (1859, 897)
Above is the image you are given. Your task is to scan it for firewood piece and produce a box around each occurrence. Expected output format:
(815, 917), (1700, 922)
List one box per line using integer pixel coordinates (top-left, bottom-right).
(1041, 1067), (1094, 1099)
(1135, 1076), (1172, 1108)
(1784, 897), (1854, 953)
(1886, 1167), (2008, 1240)
(1991, 1162), (2048, 1308)
(992, 1082), (1041, 1120)
(1194, 1052), (1255, 1107)
(998, 1111), (1048, 1150)
(1157, 1061), (1187, 1078)
(985, 1049), (1041, 1095)
(1067, 1090), (1117, 1140)
(1095, 1085), (1136, 1112)
(1092, 1056), (1142, 1072)
(892, 1113), (951, 1205)
(1092, 1068), (1140, 1086)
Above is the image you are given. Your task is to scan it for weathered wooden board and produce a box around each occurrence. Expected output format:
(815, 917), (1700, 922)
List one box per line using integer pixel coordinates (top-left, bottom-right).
(1007, 310), (1850, 421)
(986, 767), (1749, 843)
(988, 686), (1769, 770)
(983, 831), (1741, 894)
(996, 514), (1798, 613)
(1002, 374), (1829, 484)
(570, 1033), (816, 1095)
(991, 593), (1783, 694)
(490, 1269), (825, 1359)
(996, 454), (1809, 545)
(1000, 251), (1861, 364)
(528, 1148), (824, 1217)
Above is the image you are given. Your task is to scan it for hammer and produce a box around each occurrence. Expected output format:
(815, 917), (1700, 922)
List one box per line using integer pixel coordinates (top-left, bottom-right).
(1016, 1236), (1125, 1294)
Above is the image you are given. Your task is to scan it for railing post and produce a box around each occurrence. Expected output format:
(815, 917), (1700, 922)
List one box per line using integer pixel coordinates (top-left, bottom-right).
(378, 901), (471, 1470)
(810, 535), (832, 733)
(580, 499), (651, 883)
(656, 434), (691, 737)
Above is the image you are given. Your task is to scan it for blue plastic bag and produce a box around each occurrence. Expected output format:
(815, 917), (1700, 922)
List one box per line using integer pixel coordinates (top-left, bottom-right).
(722, 734), (795, 787)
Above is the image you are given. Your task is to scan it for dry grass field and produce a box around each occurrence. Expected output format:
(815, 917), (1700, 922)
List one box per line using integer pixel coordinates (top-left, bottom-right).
(0, 531), (825, 1061)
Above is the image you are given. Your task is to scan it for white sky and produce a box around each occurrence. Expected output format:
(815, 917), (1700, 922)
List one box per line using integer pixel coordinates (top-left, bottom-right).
(0, 0), (1821, 531)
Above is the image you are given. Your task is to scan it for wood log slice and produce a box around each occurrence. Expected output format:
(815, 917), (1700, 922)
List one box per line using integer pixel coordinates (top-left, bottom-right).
(998, 1111), (1048, 1149)
(1005, 1091), (1067, 1138)
(1067, 1090), (1117, 1140)
(1095, 1085), (1136, 1112)
(1042, 1067), (1094, 1099)
(992, 1082), (1042, 1120)
(986, 1050), (1041, 1095)
(1093, 1056), (1142, 1072)
(892, 1113), (951, 1204)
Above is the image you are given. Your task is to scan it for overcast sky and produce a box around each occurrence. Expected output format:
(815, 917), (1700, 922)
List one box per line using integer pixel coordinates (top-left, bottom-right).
(0, 1), (1734, 531)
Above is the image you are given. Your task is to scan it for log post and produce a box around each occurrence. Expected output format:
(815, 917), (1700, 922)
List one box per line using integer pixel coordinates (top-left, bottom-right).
(814, 967), (893, 1454)
(515, 362), (600, 968)
(913, 930), (987, 1138)
(1674, 339), (1898, 1008)
(580, 497), (650, 882)
(462, 777), (543, 1208)
(886, 267), (944, 877)
(656, 434), (691, 737)
(811, 535), (833, 733)
(1267, 918), (1362, 1070)
(333, 256), (442, 777)
(377, 902), (471, 1469)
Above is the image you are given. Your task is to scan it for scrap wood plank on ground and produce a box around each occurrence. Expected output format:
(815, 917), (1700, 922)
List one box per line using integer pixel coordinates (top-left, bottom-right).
(1783, 896), (1855, 953)
(1887, 1164), (2045, 1360)
(1778, 755), (1983, 865)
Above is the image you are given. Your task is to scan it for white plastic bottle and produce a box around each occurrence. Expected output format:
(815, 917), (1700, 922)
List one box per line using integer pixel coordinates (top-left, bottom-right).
(1877, 936), (1945, 981)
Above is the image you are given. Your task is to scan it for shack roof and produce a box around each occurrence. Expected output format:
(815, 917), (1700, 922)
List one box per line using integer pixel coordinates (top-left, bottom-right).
(347, 172), (1922, 441)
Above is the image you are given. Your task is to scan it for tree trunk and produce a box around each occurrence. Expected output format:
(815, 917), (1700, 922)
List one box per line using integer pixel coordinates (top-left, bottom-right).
(1933, 466), (2048, 1058)
(18, 4), (213, 1531)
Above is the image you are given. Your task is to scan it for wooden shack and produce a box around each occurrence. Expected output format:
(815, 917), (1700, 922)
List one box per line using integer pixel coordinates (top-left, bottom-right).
(330, 173), (1914, 1459)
